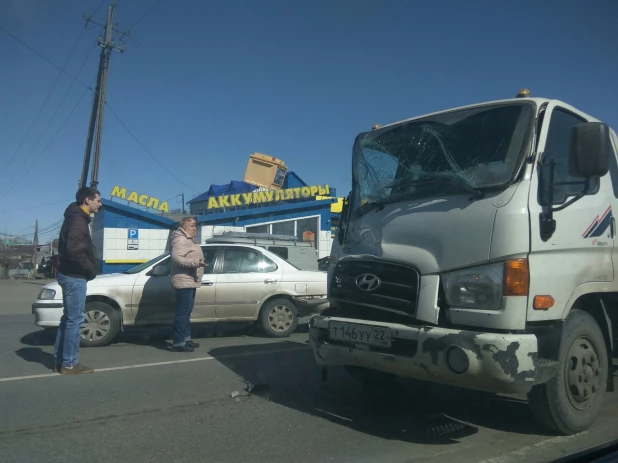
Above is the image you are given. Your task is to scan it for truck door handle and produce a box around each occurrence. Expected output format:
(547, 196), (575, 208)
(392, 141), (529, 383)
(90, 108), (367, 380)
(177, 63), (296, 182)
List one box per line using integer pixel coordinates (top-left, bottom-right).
(264, 279), (277, 284)
(612, 217), (616, 239)
(201, 280), (214, 286)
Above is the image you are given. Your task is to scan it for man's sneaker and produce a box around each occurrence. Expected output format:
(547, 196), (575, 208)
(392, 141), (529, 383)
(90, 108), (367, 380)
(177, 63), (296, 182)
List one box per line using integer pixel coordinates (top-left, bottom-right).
(185, 340), (200, 348)
(170, 344), (194, 352)
(59, 363), (95, 374)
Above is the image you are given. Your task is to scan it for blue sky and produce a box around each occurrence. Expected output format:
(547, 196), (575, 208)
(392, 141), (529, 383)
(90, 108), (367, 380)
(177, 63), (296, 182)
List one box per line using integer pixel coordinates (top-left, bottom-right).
(1, 0), (617, 239)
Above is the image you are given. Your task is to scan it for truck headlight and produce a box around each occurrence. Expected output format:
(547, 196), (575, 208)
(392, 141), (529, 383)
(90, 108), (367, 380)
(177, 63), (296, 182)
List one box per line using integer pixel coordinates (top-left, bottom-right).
(442, 260), (529, 310)
(38, 288), (57, 300)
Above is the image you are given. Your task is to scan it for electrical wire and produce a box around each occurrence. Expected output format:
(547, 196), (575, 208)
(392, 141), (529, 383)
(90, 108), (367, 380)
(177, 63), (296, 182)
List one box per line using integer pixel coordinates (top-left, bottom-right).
(0, 200), (72, 215)
(1, 78), (96, 197)
(1, 42), (98, 194)
(0, 27), (90, 181)
(130, 0), (164, 29)
(0, 26), (92, 91)
(105, 102), (201, 193)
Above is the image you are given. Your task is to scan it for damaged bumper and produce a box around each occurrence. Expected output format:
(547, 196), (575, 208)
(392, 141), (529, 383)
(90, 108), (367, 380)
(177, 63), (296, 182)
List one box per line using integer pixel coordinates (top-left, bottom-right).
(309, 315), (539, 394)
(293, 296), (330, 316)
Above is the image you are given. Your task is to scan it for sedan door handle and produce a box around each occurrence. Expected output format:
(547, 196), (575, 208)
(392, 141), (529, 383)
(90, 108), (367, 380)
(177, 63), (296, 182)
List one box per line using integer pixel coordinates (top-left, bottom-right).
(264, 279), (278, 284)
(201, 280), (214, 286)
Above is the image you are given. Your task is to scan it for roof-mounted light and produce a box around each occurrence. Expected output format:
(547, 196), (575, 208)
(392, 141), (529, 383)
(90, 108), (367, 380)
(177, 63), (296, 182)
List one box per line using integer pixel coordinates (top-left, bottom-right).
(516, 88), (531, 98)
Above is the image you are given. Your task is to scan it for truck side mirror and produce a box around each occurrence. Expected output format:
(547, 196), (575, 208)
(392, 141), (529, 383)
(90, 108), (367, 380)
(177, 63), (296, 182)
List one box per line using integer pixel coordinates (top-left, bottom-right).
(568, 122), (611, 178)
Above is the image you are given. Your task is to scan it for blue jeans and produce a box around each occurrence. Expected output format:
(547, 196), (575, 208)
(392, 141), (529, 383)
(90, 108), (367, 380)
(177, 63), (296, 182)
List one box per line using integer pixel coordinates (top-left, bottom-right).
(173, 288), (196, 347)
(54, 274), (88, 367)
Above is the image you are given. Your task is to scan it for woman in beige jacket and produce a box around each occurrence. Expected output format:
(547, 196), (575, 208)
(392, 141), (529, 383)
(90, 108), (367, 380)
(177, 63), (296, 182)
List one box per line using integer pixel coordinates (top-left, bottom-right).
(169, 217), (205, 352)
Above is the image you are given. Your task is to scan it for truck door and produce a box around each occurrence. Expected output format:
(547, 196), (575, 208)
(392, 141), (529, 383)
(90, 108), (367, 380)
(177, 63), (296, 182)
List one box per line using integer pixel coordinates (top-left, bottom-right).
(528, 101), (617, 322)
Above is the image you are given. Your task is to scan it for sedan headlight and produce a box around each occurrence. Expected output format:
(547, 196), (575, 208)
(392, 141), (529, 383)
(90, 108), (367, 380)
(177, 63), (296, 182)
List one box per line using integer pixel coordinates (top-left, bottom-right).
(442, 259), (529, 311)
(38, 288), (57, 300)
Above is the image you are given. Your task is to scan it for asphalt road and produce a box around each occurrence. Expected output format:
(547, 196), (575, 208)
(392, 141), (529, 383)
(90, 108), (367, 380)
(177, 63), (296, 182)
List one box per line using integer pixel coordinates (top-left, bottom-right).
(0, 279), (617, 463)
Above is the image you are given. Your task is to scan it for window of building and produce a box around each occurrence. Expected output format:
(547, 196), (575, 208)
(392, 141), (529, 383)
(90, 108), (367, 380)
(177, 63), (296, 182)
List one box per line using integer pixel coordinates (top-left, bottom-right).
(272, 220), (294, 236)
(246, 224), (270, 234)
(296, 217), (318, 244)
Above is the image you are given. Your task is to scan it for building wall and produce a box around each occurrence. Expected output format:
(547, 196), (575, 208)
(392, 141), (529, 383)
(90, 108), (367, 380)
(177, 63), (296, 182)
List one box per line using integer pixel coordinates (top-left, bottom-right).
(97, 199), (335, 274)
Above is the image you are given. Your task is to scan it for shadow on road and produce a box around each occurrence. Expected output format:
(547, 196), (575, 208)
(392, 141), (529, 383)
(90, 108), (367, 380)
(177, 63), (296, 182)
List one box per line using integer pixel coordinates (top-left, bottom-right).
(209, 341), (557, 445)
(15, 347), (56, 371)
(19, 322), (309, 349)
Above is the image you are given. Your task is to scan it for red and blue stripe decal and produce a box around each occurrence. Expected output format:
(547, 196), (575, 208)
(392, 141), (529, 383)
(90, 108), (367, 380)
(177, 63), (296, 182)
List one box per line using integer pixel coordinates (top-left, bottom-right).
(582, 206), (613, 238)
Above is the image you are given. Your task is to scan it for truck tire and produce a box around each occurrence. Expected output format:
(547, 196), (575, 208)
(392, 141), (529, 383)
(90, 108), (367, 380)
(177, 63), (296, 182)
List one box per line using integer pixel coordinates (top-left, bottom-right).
(80, 302), (120, 347)
(260, 298), (298, 338)
(528, 309), (608, 435)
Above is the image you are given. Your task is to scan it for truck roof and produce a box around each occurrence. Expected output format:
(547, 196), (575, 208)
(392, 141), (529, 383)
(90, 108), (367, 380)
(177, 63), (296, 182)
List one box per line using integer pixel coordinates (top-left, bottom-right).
(375, 97), (601, 131)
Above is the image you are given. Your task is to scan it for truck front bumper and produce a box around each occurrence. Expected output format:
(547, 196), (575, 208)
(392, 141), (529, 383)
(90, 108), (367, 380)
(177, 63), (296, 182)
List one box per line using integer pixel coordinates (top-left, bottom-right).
(309, 315), (539, 394)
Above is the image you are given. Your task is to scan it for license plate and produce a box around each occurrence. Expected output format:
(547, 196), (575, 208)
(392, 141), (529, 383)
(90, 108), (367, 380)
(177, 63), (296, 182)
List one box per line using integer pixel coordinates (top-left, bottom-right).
(329, 322), (391, 348)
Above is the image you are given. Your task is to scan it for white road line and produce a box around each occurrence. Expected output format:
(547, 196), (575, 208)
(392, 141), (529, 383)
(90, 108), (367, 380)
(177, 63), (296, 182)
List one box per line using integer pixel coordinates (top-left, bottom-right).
(0, 345), (311, 383)
(476, 432), (589, 463)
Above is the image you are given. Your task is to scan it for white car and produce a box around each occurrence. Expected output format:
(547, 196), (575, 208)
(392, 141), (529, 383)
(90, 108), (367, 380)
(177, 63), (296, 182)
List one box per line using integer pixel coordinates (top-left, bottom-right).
(33, 244), (329, 347)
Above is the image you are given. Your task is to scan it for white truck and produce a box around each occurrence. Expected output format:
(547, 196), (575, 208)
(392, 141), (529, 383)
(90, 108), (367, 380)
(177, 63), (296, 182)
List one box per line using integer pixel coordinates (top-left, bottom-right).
(309, 89), (617, 435)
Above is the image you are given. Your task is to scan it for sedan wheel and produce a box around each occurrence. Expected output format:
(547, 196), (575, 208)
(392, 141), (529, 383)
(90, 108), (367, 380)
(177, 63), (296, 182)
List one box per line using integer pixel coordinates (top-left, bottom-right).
(80, 302), (120, 347)
(260, 298), (298, 338)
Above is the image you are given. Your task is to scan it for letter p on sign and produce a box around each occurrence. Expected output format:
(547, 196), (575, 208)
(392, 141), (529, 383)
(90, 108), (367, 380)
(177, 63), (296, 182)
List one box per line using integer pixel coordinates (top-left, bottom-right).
(128, 229), (139, 239)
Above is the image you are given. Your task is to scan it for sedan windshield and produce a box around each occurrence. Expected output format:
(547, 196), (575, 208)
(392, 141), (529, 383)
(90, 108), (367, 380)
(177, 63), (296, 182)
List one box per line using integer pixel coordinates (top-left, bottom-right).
(352, 102), (534, 211)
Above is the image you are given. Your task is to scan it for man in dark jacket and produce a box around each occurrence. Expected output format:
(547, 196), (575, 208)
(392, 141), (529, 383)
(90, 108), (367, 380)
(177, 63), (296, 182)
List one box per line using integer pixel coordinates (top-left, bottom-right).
(54, 187), (102, 374)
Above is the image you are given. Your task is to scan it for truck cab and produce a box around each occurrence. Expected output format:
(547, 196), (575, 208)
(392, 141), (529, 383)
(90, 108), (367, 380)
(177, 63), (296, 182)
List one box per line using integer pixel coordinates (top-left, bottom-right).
(309, 90), (618, 435)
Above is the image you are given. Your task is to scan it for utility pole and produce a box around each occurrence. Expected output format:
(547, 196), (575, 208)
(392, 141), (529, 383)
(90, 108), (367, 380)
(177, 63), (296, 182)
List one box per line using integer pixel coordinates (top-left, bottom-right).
(31, 220), (38, 278)
(182, 192), (186, 214)
(79, 3), (129, 190)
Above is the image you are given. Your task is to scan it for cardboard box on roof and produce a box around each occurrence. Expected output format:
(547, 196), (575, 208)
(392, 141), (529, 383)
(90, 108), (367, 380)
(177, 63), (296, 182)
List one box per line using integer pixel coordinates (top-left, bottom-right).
(243, 153), (288, 190)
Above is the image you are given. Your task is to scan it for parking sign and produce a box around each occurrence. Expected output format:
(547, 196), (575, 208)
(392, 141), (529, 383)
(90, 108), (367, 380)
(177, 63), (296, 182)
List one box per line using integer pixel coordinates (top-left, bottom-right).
(128, 229), (139, 239)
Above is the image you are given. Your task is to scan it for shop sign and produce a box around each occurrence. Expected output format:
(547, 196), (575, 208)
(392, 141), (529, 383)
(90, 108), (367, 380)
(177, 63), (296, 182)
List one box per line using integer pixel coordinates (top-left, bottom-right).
(110, 186), (169, 213)
(207, 184), (330, 210)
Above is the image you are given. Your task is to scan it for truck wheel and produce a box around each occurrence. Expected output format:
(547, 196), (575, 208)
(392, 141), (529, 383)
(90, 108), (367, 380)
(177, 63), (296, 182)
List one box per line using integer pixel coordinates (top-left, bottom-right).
(260, 298), (298, 338)
(80, 302), (120, 347)
(528, 309), (608, 435)
(345, 366), (397, 390)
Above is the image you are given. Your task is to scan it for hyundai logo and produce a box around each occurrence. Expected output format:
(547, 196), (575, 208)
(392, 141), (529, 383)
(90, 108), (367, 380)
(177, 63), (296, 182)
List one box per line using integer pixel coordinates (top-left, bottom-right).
(356, 273), (381, 291)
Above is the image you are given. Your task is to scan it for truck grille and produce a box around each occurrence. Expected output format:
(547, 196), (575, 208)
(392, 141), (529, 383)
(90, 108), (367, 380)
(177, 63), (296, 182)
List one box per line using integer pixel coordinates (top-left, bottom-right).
(330, 259), (419, 316)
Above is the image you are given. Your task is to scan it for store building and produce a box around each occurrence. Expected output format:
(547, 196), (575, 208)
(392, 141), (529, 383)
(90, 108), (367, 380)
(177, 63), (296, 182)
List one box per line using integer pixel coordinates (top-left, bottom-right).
(93, 171), (341, 274)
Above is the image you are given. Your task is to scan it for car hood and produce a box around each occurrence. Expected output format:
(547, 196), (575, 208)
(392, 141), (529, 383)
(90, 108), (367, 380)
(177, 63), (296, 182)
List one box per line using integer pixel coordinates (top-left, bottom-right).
(341, 193), (501, 274)
(41, 273), (137, 300)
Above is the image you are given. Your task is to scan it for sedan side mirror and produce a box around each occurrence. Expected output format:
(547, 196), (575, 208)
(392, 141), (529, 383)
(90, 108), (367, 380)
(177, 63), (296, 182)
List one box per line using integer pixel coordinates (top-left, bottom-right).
(151, 264), (169, 277)
(569, 122), (611, 178)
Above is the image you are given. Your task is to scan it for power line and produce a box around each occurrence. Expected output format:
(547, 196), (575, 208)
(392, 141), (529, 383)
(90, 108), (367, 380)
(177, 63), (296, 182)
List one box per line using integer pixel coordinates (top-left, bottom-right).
(105, 102), (201, 193)
(130, 0), (164, 28)
(0, 25), (92, 91)
(0, 28), (89, 181)
(0, 218), (63, 237)
(92, 0), (107, 16)
(1, 42), (98, 192)
(0, 199), (71, 214)
(1, 78), (96, 197)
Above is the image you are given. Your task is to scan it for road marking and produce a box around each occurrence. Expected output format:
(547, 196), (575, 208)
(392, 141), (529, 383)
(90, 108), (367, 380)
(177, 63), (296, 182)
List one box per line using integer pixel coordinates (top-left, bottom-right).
(0, 345), (311, 383)
(477, 432), (589, 463)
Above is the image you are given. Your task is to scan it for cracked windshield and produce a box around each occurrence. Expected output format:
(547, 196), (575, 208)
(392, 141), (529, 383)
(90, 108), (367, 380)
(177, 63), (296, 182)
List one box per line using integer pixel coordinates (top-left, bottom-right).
(0, 1), (617, 463)
(354, 103), (533, 209)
